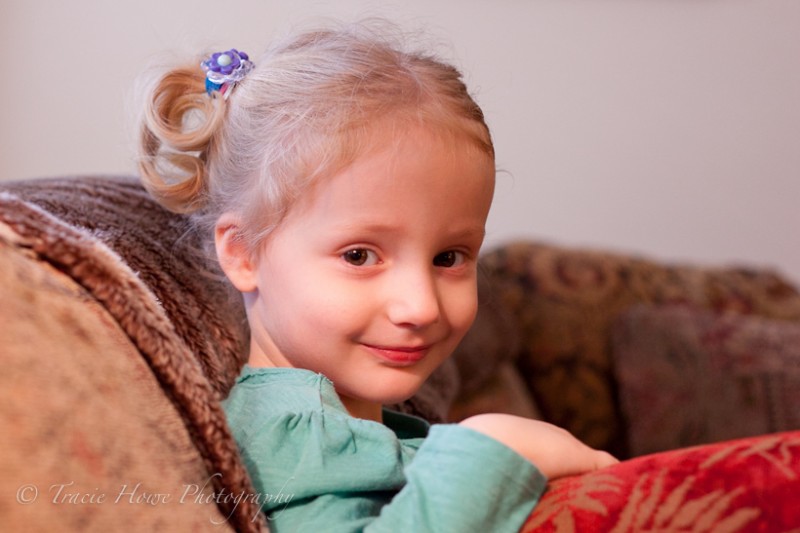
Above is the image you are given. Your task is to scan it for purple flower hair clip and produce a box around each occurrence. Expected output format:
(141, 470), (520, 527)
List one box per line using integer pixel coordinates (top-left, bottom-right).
(201, 49), (254, 98)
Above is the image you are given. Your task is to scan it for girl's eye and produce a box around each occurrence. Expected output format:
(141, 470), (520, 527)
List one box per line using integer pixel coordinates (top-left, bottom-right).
(433, 251), (465, 268)
(342, 248), (378, 266)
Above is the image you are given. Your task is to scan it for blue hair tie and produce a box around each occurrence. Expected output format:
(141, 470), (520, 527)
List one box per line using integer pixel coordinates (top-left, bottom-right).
(201, 49), (254, 98)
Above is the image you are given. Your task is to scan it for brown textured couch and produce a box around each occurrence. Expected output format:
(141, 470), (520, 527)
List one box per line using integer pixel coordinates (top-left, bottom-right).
(3, 175), (800, 532)
(451, 241), (800, 459)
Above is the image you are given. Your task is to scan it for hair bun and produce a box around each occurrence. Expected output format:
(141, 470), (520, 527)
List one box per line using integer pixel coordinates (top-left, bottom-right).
(138, 65), (226, 213)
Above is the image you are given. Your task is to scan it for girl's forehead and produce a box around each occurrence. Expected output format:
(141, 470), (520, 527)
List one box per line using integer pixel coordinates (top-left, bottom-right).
(293, 128), (494, 218)
(269, 118), (494, 235)
(351, 121), (493, 172)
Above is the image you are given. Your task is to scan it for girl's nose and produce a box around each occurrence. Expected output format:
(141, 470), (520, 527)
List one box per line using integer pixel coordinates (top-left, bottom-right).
(385, 268), (441, 329)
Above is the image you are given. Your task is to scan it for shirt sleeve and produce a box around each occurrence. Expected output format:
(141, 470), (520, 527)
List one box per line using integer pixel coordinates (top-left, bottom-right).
(366, 424), (547, 533)
(239, 409), (546, 533)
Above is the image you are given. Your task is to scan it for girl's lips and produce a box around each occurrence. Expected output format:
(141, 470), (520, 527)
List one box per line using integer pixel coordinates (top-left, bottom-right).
(362, 344), (431, 366)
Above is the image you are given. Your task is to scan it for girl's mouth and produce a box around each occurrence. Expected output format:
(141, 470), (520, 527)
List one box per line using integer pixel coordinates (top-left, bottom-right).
(361, 344), (431, 366)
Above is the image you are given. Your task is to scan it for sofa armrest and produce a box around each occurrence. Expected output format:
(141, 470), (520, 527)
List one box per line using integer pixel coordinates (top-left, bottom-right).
(0, 229), (237, 531)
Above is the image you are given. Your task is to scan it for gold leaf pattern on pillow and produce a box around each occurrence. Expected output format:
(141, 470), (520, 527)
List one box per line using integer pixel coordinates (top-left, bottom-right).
(523, 432), (800, 532)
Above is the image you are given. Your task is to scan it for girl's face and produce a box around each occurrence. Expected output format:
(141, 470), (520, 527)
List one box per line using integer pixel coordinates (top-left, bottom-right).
(223, 125), (495, 421)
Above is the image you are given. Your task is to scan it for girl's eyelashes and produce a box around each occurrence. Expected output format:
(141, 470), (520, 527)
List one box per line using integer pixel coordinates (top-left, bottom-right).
(340, 248), (468, 268)
(341, 248), (380, 267)
(433, 250), (466, 268)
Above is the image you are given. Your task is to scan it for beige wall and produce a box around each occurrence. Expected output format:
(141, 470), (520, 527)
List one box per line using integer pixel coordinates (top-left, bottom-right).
(3, 0), (799, 283)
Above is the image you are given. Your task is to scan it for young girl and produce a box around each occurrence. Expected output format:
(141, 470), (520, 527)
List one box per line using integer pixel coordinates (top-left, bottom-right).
(138, 22), (615, 532)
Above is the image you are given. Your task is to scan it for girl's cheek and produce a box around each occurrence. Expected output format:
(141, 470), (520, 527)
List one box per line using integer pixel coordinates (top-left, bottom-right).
(313, 282), (371, 317)
(445, 285), (479, 330)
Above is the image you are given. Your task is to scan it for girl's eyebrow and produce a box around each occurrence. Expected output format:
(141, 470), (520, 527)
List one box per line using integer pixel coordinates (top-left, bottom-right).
(332, 221), (486, 241)
(444, 226), (487, 243)
(333, 222), (404, 234)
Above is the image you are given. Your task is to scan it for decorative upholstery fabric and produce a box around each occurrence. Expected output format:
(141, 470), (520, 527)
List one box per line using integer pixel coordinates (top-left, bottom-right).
(480, 242), (800, 457)
(613, 304), (800, 456)
(0, 178), (265, 531)
(1, 176), (249, 396)
(449, 270), (541, 421)
(449, 361), (542, 422)
(524, 430), (800, 532)
(0, 233), (233, 531)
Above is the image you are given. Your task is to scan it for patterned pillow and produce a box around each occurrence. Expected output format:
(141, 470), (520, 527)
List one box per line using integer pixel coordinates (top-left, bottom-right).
(523, 430), (800, 531)
(612, 305), (800, 456)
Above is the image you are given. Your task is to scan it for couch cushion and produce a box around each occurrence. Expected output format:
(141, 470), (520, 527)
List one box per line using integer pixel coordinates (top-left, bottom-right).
(0, 231), (237, 530)
(481, 242), (800, 457)
(613, 304), (800, 456)
(0, 186), (265, 531)
(1, 176), (249, 396)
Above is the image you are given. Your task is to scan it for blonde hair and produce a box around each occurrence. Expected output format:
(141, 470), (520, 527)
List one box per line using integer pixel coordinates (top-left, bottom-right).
(138, 22), (494, 257)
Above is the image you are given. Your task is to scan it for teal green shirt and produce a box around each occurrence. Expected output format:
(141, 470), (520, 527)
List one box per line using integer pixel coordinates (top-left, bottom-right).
(223, 367), (546, 532)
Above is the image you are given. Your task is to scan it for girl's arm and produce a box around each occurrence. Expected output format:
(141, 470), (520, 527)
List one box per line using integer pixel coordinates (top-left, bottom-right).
(273, 423), (548, 533)
(263, 417), (614, 533)
(459, 413), (619, 480)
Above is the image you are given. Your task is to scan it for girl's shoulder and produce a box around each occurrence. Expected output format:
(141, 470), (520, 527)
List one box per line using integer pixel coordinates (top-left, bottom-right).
(222, 366), (428, 445)
(225, 366), (339, 415)
(222, 366), (427, 501)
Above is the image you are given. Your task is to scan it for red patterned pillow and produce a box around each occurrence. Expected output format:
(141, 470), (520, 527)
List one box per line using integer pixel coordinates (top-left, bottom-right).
(524, 431), (800, 531)
(612, 305), (800, 456)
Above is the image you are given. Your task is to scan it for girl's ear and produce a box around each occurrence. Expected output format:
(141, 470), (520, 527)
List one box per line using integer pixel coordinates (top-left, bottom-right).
(215, 214), (258, 293)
